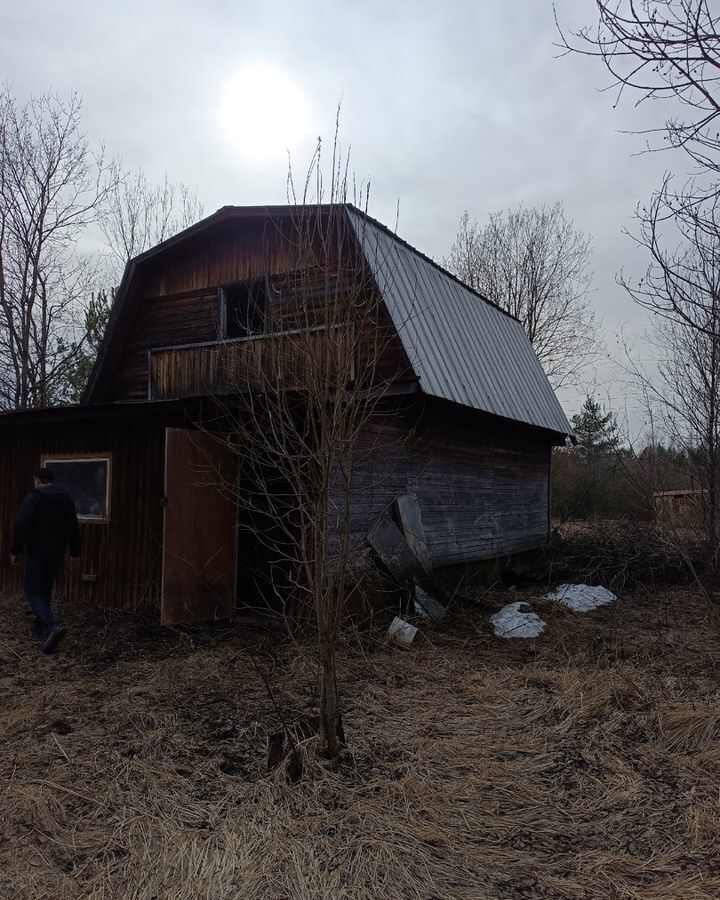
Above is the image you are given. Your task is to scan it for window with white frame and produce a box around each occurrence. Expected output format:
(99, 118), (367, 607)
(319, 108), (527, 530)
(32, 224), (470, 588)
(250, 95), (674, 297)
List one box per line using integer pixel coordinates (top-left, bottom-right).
(42, 455), (111, 521)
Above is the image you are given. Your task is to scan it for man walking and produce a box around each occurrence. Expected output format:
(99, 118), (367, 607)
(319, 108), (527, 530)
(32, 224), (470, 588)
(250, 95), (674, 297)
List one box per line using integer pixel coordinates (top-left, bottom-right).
(10, 467), (80, 653)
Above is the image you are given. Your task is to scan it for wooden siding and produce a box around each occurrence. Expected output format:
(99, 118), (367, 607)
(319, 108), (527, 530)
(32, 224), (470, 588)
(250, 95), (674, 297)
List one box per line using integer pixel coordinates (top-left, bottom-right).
(106, 219), (325, 401)
(0, 401), (553, 617)
(142, 219), (293, 299)
(110, 289), (219, 401)
(104, 215), (411, 402)
(149, 324), (408, 401)
(0, 417), (166, 611)
(331, 412), (551, 567)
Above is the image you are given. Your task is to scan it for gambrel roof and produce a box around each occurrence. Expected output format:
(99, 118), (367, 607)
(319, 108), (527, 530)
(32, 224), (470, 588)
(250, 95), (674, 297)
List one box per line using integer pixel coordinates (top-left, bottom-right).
(85, 204), (570, 436)
(346, 208), (570, 436)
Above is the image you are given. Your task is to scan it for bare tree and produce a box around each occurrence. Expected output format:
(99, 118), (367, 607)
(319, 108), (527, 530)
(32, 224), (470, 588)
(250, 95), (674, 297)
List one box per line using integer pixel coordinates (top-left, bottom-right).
(622, 225), (720, 593)
(556, 0), (720, 330)
(445, 203), (597, 387)
(199, 142), (407, 760)
(622, 181), (720, 336)
(99, 163), (204, 283)
(556, 0), (720, 201)
(0, 87), (112, 410)
(557, 1), (720, 597)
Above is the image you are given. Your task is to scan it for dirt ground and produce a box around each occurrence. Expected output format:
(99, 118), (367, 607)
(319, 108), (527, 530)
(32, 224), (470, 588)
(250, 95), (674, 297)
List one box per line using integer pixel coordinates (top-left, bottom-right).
(1, 582), (720, 900)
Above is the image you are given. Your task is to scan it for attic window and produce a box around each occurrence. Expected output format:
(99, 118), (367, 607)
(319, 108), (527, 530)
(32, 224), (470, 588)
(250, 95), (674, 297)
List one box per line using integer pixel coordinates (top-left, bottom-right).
(222, 278), (267, 338)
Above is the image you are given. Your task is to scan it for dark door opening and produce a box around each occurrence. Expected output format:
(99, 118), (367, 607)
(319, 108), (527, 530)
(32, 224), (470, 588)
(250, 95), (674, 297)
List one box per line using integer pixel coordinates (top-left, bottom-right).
(234, 469), (297, 616)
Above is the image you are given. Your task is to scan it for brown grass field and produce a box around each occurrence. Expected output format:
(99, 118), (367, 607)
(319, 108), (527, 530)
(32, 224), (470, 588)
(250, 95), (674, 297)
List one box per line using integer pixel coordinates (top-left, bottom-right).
(1, 582), (719, 899)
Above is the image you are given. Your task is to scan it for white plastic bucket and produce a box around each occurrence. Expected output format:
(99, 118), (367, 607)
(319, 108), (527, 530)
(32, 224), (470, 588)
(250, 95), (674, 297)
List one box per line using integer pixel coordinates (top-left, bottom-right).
(388, 616), (417, 648)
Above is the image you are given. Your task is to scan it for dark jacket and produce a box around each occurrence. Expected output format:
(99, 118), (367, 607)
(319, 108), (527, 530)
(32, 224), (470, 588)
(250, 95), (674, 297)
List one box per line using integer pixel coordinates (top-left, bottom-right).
(11, 484), (81, 564)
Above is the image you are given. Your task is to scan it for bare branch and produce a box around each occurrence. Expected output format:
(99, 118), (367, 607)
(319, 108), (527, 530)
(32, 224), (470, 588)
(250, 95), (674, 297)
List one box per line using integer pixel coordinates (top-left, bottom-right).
(0, 86), (113, 409)
(556, 1), (720, 198)
(445, 203), (599, 388)
(98, 163), (204, 284)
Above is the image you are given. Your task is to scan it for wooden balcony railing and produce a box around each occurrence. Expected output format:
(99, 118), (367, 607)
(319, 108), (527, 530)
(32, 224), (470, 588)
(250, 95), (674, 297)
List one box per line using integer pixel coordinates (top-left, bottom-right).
(148, 326), (357, 401)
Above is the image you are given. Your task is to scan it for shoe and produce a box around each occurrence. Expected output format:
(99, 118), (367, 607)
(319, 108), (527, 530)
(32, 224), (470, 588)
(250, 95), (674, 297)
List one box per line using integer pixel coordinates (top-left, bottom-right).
(30, 620), (46, 642)
(43, 624), (66, 654)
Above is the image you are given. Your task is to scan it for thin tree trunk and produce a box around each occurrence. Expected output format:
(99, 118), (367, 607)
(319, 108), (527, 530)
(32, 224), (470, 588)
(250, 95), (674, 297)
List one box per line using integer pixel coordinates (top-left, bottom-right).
(318, 646), (340, 758)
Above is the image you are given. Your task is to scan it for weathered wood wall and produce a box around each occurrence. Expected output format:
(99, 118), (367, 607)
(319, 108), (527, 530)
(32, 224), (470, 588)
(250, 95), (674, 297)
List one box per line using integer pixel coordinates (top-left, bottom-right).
(0, 412), (167, 611)
(148, 322), (405, 401)
(331, 406), (551, 567)
(103, 216), (410, 403)
(0, 400), (553, 618)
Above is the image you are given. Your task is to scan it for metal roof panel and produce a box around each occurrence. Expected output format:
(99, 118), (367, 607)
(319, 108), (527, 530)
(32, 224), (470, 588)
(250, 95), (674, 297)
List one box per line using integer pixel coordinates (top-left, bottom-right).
(348, 208), (571, 435)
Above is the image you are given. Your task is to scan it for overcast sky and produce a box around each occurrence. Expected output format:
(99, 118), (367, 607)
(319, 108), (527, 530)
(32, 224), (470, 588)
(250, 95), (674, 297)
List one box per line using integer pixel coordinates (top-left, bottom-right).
(1, 0), (682, 431)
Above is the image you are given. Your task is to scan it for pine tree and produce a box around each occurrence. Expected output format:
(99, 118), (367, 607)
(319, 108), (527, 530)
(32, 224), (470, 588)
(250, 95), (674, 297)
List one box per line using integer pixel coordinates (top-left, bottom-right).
(570, 396), (619, 463)
(55, 290), (112, 403)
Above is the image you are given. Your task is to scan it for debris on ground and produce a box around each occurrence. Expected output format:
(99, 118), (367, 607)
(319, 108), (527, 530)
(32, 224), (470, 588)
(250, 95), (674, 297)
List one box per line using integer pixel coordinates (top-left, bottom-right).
(490, 601), (546, 639)
(368, 500), (448, 632)
(388, 616), (417, 648)
(413, 584), (446, 622)
(546, 583), (616, 612)
(368, 518), (426, 585)
(395, 494), (432, 574)
(2, 587), (720, 898)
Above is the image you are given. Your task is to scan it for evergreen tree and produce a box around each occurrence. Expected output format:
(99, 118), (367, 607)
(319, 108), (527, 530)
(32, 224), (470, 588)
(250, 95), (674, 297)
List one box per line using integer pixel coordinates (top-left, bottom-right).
(55, 290), (112, 403)
(571, 395), (619, 463)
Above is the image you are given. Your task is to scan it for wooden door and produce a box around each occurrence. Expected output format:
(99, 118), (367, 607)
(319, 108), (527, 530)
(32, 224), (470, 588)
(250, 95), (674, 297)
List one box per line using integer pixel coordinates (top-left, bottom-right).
(162, 428), (236, 624)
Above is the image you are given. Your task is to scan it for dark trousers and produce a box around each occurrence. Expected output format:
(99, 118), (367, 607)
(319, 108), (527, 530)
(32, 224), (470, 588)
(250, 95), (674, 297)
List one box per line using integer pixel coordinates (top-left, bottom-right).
(23, 556), (60, 628)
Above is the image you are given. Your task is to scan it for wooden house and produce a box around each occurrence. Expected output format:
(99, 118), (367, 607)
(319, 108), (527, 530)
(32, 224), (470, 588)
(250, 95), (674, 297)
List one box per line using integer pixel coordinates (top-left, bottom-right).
(0, 204), (570, 623)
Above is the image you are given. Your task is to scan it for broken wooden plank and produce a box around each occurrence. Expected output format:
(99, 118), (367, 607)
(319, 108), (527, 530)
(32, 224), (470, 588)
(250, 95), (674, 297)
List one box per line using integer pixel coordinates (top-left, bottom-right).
(367, 517), (426, 585)
(413, 584), (447, 622)
(395, 493), (433, 574)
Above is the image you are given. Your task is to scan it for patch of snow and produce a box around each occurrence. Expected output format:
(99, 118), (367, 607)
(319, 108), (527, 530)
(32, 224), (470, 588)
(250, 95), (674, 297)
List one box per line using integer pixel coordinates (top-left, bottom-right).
(546, 584), (616, 612)
(490, 602), (546, 639)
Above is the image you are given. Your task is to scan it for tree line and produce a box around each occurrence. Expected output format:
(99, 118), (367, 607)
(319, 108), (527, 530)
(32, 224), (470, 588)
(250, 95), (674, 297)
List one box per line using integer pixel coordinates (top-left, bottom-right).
(551, 394), (692, 522)
(0, 86), (203, 410)
(550, 0), (720, 595)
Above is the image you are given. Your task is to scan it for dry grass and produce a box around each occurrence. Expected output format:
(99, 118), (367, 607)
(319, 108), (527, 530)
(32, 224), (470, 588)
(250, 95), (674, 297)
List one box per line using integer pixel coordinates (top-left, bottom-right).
(1, 585), (720, 899)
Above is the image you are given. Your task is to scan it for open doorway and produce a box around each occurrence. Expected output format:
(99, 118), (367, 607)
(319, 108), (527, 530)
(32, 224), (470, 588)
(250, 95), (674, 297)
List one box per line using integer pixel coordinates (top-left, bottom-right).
(234, 467), (298, 616)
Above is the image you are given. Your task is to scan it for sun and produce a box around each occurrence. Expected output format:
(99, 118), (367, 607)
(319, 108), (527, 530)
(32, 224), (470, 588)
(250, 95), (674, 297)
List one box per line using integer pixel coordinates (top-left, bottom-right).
(217, 63), (312, 165)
